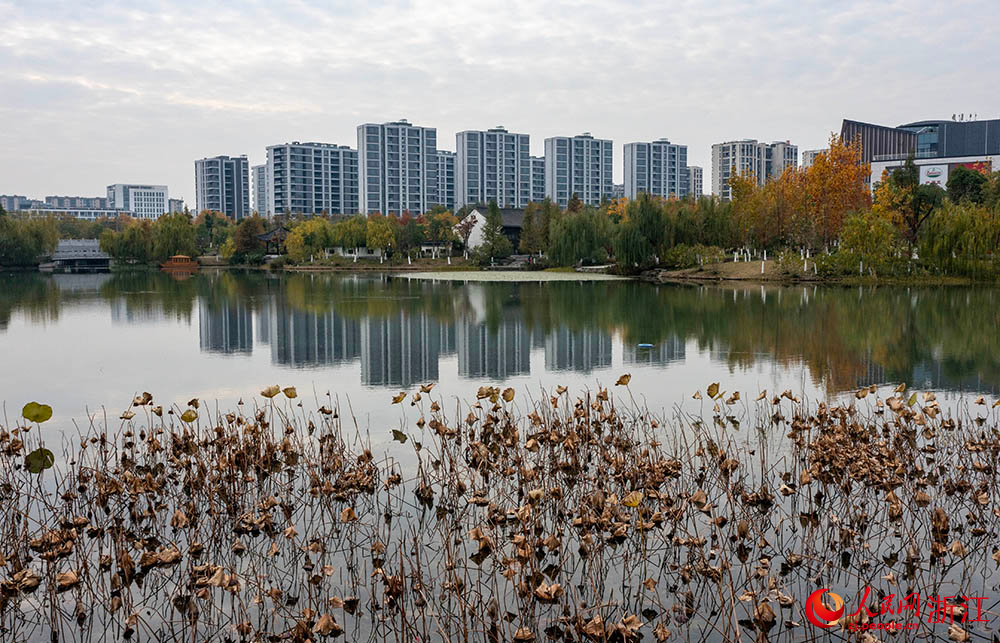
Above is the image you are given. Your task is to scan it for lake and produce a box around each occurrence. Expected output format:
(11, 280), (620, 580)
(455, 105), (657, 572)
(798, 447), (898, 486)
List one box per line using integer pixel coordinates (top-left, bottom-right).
(3, 269), (999, 641)
(2, 269), (998, 441)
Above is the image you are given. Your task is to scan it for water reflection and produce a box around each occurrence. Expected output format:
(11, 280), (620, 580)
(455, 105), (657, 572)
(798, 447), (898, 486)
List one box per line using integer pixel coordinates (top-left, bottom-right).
(1, 270), (999, 395)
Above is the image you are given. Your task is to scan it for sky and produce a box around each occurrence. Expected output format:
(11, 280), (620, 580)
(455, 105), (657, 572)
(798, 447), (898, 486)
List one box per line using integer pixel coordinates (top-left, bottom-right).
(1, 0), (999, 204)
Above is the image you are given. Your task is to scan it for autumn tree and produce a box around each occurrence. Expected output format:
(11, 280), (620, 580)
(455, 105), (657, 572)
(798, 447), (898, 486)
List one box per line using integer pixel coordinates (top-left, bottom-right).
(366, 216), (396, 257)
(426, 210), (458, 244)
(801, 135), (871, 248)
(873, 157), (945, 250)
(232, 215), (267, 263)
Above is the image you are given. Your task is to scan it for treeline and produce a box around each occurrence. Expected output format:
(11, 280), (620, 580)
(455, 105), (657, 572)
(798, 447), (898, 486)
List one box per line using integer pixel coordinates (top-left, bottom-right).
(0, 205), (58, 267)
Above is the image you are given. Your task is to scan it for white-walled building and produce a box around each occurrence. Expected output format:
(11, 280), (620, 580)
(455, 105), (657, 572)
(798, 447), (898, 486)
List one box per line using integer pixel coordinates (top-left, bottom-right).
(357, 119), (438, 214)
(531, 156), (546, 203)
(106, 184), (169, 219)
(455, 126), (532, 208)
(623, 139), (689, 199)
(252, 164), (267, 215)
(544, 133), (613, 207)
(711, 140), (798, 200)
(688, 166), (703, 198)
(801, 149), (827, 168)
(436, 150), (455, 211)
(266, 142), (359, 216)
(869, 154), (999, 193)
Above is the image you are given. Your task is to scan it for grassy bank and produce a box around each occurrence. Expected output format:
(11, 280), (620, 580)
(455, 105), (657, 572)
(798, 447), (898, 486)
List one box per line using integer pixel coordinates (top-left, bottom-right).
(647, 259), (993, 286)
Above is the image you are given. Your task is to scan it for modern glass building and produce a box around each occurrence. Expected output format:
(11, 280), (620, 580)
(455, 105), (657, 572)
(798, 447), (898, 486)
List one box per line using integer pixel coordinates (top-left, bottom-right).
(623, 138), (689, 199)
(357, 120), (438, 215)
(194, 155), (250, 219)
(544, 133), (614, 207)
(265, 142), (359, 216)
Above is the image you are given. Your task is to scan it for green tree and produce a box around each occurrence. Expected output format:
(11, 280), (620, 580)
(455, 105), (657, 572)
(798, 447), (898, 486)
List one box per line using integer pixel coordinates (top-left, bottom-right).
(567, 193), (583, 213)
(100, 219), (153, 264)
(152, 212), (197, 262)
(194, 211), (231, 253)
(946, 166), (987, 204)
(548, 208), (611, 266)
(366, 216), (395, 257)
(0, 216), (58, 267)
(332, 215), (368, 250)
(519, 203), (544, 254)
(475, 201), (512, 264)
(873, 157), (946, 249)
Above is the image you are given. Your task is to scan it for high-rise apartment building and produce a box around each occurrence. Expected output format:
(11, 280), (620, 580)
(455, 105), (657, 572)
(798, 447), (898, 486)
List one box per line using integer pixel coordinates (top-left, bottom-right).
(252, 164), (267, 215)
(801, 149), (827, 168)
(357, 119), (438, 215)
(455, 126), (532, 208)
(623, 139), (689, 199)
(711, 140), (798, 200)
(436, 150), (455, 211)
(194, 155), (250, 219)
(266, 142), (359, 216)
(107, 184), (169, 219)
(168, 198), (185, 213)
(544, 133), (613, 207)
(688, 166), (703, 198)
(531, 156), (546, 203)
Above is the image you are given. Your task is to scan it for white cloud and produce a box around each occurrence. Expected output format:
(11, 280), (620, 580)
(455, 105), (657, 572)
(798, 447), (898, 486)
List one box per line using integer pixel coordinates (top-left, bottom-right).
(0, 0), (998, 199)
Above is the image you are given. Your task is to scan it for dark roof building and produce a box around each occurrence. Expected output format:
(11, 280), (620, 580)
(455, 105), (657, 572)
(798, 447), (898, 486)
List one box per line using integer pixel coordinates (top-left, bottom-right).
(841, 117), (1000, 164)
(840, 119), (916, 165)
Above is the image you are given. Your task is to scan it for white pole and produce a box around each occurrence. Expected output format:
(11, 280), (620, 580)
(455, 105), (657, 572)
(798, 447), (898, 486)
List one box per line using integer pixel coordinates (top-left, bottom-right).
(761, 261), (765, 274)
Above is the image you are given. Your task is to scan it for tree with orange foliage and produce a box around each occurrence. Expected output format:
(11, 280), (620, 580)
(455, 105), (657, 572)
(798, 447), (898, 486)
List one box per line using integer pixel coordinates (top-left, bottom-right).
(802, 135), (871, 248)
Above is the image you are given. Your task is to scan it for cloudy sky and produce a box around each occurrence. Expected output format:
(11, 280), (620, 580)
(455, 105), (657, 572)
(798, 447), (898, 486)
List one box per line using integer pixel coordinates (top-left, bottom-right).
(1, 0), (998, 203)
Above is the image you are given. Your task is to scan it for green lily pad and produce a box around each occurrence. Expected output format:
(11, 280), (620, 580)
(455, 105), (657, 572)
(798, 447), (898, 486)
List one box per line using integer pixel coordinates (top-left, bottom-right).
(22, 402), (53, 424)
(25, 448), (55, 474)
(180, 409), (198, 423)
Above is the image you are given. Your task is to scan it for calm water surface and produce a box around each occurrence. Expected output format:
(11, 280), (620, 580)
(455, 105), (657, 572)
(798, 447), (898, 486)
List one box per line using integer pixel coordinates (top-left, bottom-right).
(1, 270), (998, 440)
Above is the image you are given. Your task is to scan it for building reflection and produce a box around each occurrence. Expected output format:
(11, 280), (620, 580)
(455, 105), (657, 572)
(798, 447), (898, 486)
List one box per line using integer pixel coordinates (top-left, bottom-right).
(258, 299), (361, 368)
(544, 328), (612, 373)
(623, 335), (685, 366)
(361, 312), (440, 386)
(457, 316), (531, 379)
(198, 298), (252, 354)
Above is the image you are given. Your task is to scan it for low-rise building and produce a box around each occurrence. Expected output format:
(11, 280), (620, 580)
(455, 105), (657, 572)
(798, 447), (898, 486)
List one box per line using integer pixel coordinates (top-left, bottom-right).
(107, 184), (170, 219)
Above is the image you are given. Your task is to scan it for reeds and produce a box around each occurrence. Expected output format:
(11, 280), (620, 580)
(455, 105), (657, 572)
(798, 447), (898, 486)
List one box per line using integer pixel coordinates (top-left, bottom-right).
(1, 382), (997, 641)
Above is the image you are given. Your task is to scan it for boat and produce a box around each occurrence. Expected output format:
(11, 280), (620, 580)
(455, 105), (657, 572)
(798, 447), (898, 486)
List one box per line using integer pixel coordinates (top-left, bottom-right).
(161, 255), (199, 272)
(637, 343), (654, 349)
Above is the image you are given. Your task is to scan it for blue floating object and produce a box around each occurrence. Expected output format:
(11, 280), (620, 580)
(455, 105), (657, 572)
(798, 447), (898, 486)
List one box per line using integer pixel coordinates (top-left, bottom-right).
(637, 343), (654, 349)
